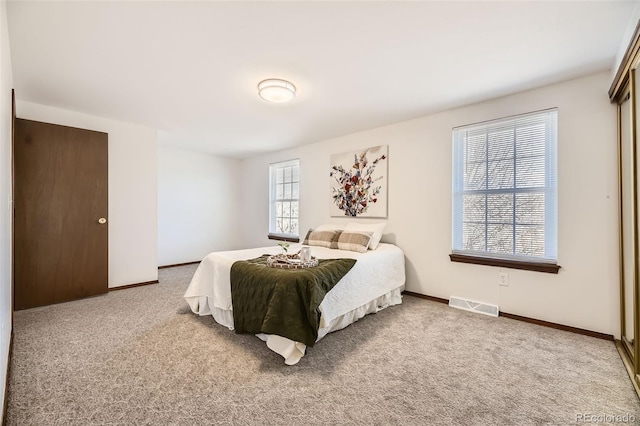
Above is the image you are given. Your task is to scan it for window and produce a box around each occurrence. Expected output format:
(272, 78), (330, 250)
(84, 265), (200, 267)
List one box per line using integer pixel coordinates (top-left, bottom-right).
(269, 159), (300, 241)
(451, 109), (558, 271)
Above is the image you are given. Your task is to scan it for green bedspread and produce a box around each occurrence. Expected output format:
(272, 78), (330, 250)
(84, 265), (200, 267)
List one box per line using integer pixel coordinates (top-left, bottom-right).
(230, 255), (357, 347)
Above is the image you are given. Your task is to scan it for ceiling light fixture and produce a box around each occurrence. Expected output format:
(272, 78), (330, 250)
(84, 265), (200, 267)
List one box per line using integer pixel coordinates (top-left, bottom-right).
(258, 79), (296, 103)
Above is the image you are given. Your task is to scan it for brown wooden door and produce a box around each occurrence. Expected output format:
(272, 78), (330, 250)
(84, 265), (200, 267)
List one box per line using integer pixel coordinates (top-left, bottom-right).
(14, 119), (108, 310)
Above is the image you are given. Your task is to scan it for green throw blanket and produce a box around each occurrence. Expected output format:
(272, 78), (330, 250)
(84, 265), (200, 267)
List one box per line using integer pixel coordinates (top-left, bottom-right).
(230, 255), (357, 347)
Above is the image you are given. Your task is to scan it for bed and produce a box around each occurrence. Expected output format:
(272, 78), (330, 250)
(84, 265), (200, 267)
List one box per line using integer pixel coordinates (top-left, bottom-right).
(184, 241), (405, 365)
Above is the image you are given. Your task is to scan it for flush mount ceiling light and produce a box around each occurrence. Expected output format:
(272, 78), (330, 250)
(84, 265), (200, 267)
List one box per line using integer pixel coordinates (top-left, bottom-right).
(258, 79), (296, 103)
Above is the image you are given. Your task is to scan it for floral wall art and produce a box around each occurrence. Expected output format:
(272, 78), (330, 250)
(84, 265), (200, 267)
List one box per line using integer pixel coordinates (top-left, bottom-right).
(329, 145), (388, 217)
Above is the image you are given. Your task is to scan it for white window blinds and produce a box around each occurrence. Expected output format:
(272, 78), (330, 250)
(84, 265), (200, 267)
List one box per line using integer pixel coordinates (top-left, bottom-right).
(269, 159), (300, 237)
(452, 109), (558, 262)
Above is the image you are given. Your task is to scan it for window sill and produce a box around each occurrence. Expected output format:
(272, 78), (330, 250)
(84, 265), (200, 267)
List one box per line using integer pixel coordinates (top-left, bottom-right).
(449, 253), (561, 274)
(267, 234), (300, 243)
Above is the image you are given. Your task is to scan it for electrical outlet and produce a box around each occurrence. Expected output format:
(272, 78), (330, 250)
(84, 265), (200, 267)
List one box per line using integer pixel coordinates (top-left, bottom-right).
(498, 272), (509, 287)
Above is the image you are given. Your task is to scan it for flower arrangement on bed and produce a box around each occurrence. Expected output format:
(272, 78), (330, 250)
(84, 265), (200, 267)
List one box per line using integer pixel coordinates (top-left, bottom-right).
(183, 222), (405, 365)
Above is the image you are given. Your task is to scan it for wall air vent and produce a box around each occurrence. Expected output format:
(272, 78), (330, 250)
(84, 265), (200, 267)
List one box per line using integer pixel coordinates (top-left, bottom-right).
(449, 296), (499, 317)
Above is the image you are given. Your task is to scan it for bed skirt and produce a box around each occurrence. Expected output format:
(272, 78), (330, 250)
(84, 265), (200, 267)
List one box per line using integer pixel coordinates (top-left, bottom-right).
(193, 287), (403, 365)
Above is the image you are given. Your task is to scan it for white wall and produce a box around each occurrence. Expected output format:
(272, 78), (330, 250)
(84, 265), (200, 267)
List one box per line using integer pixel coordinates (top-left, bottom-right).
(0, 0), (12, 419)
(157, 146), (242, 265)
(16, 101), (158, 288)
(612, 12), (640, 83)
(240, 72), (620, 337)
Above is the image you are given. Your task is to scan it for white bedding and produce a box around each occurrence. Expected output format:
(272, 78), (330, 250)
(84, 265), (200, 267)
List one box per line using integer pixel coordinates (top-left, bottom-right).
(184, 243), (406, 364)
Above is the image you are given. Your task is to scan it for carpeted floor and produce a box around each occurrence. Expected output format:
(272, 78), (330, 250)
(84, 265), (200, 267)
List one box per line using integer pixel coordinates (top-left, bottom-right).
(5, 264), (640, 425)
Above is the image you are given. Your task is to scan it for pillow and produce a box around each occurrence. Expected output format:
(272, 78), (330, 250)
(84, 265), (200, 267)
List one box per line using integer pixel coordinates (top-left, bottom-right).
(343, 222), (386, 250)
(302, 228), (313, 245)
(337, 231), (373, 253)
(306, 230), (342, 249)
(328, 231), (343, 249)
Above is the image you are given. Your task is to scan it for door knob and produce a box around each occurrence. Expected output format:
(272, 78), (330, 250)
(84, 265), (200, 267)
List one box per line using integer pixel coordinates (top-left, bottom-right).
(98, 218), (107, 224)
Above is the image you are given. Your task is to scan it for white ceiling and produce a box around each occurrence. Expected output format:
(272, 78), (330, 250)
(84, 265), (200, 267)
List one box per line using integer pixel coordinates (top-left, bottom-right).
(6, 1), (638, 158)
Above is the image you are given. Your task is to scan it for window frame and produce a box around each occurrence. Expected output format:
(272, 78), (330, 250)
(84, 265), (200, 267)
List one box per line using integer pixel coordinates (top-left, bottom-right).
(450, 109), (560, 273)
(268, 159), (300, 242)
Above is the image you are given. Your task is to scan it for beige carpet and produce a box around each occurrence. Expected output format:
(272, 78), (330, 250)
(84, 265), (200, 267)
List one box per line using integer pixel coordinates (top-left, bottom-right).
(5, 264), (640, 425)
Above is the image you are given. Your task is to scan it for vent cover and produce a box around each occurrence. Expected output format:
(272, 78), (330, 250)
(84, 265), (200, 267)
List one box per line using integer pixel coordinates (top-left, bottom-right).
(449, 296), (499, 317)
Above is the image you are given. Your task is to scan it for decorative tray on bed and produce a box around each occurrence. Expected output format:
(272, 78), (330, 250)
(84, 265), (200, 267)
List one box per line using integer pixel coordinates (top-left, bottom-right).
(267, 253), (319, 269)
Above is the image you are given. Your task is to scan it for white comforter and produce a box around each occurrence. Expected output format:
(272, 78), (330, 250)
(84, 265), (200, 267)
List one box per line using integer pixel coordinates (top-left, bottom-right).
(184, 243), (406, 364)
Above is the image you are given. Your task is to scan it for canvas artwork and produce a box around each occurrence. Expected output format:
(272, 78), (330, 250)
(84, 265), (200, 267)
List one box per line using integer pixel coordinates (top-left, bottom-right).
(329, 145), (388, 218)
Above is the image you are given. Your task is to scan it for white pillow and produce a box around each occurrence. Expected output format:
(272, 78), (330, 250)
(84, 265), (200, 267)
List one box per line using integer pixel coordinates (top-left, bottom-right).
(344, 222), (386, 250)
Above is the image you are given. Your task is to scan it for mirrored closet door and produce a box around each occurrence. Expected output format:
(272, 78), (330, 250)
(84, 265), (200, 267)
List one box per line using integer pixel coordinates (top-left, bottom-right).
(613, 29), (640, 396)
(619, 76), (637, 368)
